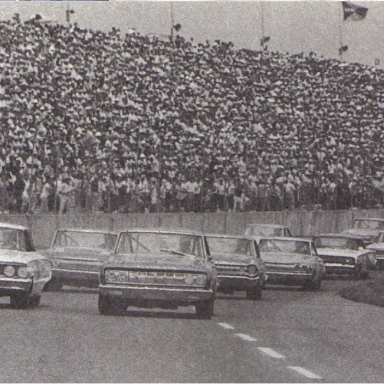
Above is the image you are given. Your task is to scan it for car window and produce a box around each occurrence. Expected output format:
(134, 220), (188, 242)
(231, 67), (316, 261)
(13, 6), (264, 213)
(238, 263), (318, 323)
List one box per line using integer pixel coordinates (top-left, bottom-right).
(207, 237), (253, 256)
(53, 231), (117, 250)
(117, 233), (204, 258)
(354, 220), (384, 230)
(0, 229), (27, 251)
(314, 237), (360, 250)
(259, 239), (310, 255)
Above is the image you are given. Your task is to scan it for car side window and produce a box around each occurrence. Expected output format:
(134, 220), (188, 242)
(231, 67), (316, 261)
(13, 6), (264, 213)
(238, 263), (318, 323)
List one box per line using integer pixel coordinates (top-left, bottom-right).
(16, 232), (27, 251)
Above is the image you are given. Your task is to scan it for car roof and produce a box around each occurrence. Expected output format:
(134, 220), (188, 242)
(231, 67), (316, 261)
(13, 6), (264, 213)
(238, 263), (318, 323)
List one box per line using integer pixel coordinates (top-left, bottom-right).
(0, 222), (28, 231)
(246, 223), (288, 229)
(354, 218), (384, 222)
(119, 228), (205, 236)
(56, 228), (119, 235)
(314, 233), (365, 240)
(205, 233), (256, 241)
(259, 236), (311, 242)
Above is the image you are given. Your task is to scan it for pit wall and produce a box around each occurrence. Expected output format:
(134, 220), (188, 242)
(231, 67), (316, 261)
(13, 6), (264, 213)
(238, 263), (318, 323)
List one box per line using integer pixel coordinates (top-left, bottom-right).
(2, 209), (383, 250)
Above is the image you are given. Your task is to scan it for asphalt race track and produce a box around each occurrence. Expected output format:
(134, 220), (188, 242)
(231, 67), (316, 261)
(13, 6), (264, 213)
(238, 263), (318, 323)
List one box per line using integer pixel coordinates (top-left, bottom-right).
(0, 279), (383, 383)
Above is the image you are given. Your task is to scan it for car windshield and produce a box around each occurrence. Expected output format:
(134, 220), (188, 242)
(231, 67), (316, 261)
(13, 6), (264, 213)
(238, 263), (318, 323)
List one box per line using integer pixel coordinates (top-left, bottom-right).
(245, 226), (283, 237)
(117, 232), (204, 258)
(259, 239), (311, 255)
(378, 233), (384, 243)
(314, 237), (362, 250)
(353, 220), (384, 230)
(0, 228), (28, 251)
(206, 237), (253, 256)
(53, 231), (117, 250)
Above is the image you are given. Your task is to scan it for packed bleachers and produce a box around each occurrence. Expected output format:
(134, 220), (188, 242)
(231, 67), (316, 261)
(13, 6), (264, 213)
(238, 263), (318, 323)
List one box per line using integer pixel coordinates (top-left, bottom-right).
(1, 14), (384, 214)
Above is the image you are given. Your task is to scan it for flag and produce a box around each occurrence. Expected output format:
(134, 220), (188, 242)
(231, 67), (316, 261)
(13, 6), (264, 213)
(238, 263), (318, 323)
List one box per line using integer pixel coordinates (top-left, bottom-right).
(339, 45), (349, 55)
(342, 1), (368, 21)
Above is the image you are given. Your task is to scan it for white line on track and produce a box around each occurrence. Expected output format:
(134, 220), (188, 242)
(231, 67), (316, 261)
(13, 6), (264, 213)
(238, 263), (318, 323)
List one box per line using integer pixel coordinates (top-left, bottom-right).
(257, 347), (285, 359)
(216, 322), (235, 330)
(287, 366), (322, 380)
(234, 333), (257, 342)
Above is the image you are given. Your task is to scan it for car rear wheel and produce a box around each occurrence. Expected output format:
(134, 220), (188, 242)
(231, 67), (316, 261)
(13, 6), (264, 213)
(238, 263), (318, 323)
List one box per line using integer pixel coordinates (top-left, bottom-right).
(10, 293), (39, 309)
(195, 298), (214, 319)
(246, 285), (263, 300)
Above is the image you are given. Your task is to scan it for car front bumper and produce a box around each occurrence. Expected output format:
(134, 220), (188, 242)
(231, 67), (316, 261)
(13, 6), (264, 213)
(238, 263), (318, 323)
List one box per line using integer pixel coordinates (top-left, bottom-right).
(52, 268), (99, 287)
(99, 284), (214, 303)
(0, 278), (33, 296)
(217, 275), (262, 290)
(324, 264), (356, 275)
(265, 271), (313, 285)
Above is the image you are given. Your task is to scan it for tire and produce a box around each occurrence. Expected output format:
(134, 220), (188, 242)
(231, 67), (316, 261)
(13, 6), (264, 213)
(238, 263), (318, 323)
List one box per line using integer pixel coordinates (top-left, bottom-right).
(311, 279), (322, 291)
(44, 280), (63, 292)
(29, 295), (41, 308)
(98, 294), (112, 315)
(246, 285), (263, 300)
(302, 279), (321, 291)
(10, 293), (32, 309)
(110, 299), (127, 315)
(195, 298), (214, 319)
(354, 264), (369, 279)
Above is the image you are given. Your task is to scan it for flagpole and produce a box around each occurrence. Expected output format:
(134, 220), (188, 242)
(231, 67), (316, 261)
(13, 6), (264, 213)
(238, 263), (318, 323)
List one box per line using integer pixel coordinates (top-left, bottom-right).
(261, 2), (264, 48)
(339, 5), (344, 60)
(170, 2), (175, 43)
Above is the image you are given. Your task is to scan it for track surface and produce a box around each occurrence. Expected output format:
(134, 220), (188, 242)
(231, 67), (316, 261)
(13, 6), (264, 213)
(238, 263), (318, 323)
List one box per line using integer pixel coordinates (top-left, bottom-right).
(0, 279), (383, 382)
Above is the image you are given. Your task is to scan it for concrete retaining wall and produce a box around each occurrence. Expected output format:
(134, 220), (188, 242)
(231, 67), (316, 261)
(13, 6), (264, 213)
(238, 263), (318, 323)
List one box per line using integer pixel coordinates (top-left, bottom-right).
(2, 209), (383, 249)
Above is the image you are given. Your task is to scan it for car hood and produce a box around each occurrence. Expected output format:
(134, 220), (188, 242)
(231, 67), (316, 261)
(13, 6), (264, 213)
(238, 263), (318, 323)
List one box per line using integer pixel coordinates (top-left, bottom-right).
(0, 249), (47, 264)
(342, 229), (377, 238)
(367, 243), (384, 251)
(104, 252), (209, 272)
(262, 252), (315, 265)
(211, 253), (254, 265)
(43, 247), (112, 260)
(316, 248), (361, 259)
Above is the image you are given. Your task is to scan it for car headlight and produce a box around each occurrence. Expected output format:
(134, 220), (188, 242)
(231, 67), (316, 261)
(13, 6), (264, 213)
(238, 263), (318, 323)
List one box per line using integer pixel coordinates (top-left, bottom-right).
(4, 265), (16, 277)
(105, 270), (128, 283)
(247, 265), (258, 276)
(296, 264), (311, 270)
(17, 267), (29, 278)
(184, 275), (195, 285)
(195, 275), (206, 287)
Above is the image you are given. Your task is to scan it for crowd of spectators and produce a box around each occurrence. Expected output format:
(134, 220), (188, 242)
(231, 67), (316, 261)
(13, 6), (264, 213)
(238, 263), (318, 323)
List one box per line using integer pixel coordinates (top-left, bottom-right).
(1, 13), (384, 214)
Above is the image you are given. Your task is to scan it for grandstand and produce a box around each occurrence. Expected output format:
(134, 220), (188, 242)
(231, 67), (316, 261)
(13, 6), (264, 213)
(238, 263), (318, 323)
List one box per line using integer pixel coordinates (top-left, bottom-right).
(0, 15), (383, 214)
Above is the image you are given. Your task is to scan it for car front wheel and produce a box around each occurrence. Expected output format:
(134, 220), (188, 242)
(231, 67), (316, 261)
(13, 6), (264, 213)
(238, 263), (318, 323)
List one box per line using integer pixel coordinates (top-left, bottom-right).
(10, 293), (40, 309)
(195, 298), (214, 319)
(98, 294), (112, 315)
(303, 279), (322, 291)
(44, 280), (63, 292)
(246, 285), (263, 300)
(354, 264), (369, 279)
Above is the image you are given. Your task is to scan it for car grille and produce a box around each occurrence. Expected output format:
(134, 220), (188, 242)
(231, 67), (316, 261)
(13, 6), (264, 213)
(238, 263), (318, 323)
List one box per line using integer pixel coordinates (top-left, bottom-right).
(104, 269), (207, 287)
(216, 264), (245, 276)
(320, 256), (355, 265)
(264, 263), (297, 272)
